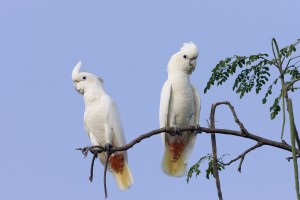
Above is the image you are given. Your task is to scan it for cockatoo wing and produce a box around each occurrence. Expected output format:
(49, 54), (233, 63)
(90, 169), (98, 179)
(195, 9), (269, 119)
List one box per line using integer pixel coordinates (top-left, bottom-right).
(102, 96), (126, 145)
(102, 95), (133, 190)
(159, 81), (172, 145)
(192, 84), (201, 125)
(181, 84), (201, 164)
(102, 95), (128, 161)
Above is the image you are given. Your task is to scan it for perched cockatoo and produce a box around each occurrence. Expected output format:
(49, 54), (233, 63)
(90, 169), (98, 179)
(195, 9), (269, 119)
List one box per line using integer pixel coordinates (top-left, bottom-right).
(72, 61), (133, 190)
(159, 42), (200, 177)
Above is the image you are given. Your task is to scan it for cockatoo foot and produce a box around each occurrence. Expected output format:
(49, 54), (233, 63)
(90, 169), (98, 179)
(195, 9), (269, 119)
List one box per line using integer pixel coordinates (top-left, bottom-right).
(190, 124), (201, 134)
(104, 143), (113, 154)
(90, 149), (98, 156)
(170, 125), (180, 136)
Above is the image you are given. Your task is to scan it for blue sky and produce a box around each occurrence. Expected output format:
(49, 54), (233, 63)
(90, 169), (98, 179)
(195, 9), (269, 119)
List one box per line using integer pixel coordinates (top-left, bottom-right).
(0, 0), (299, 199)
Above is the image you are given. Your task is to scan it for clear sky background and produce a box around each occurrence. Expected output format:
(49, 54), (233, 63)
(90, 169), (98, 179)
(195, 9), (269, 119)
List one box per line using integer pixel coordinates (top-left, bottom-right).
(1, 1), (299, 200)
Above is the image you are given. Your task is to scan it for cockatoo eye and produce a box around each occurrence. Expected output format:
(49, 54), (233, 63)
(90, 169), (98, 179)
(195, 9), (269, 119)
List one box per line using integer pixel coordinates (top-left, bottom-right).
(183, 55), (187, 59)
(82, 76), (87, 80)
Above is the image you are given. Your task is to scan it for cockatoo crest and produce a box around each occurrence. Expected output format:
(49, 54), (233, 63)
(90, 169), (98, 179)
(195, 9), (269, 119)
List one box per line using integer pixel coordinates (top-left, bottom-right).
(168, 41), (199, 75)
(71, 61), (104, 95)
(180, 42), (198, 59)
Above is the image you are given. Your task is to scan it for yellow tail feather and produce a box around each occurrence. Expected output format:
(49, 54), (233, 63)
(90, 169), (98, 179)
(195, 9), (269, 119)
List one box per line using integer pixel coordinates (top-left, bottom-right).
(112, 161), (134, 190)
(161, 147), (186, 177)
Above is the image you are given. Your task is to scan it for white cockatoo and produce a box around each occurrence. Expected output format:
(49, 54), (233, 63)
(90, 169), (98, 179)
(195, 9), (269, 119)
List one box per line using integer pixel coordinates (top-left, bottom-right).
(159, 42), (200, 177)
(72, 61), (133, 190)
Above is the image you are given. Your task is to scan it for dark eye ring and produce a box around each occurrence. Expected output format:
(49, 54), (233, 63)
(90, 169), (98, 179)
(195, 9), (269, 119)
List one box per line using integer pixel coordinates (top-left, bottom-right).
(183, 55), (187, 59)
(82, 76), (87, 80)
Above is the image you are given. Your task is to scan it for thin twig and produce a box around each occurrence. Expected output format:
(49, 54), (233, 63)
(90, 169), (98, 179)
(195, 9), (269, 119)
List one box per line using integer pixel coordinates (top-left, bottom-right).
(286, 78), (300, 91)
(287, 155), (300, 162)
(89, 153), (98, 182)
(286, 55), (300, 71)
(76, 145), (104, 157)
(213, 101), (248, 135)
(104, 152), (111, 199)
(224, 142), (263, 172)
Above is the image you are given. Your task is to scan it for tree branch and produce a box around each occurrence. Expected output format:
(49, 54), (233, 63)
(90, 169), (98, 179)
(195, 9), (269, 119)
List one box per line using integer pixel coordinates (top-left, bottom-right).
(210, 103), (223, 200)
(77, 125), (299, 156)
(213, 101), (248, 134)
(224, 142), (263, 172)
(76, 101), (300, 198)
(287, 155), (300, 162)
(89, 153), (97, 182)
(286, 78), (300, 91)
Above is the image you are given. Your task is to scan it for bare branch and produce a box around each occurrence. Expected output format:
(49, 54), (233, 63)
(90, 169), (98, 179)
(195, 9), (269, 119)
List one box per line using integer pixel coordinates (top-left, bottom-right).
(200, 127), (299, 154)
(286, 55), (300, 70)
(76, 126), (299, 198)
(76, 101), (300, 198)
(287, 155), (300, 162)
(224, 142), (263, 172)
(89, 153), (97, 182)
(210, 103), (223, 200)
(104, 152), (111, 199)
(76, 145), (104, 157)
(213, 101), (248, 135)
(78, 124), (299, 156)
(286, 78), (300, 91)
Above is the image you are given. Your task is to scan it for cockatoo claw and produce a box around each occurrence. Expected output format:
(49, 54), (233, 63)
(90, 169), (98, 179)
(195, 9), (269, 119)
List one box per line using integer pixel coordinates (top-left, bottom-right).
(170, 125), (180, 136)
(104, 143), (113, 154)
(195, 124), (202, 134)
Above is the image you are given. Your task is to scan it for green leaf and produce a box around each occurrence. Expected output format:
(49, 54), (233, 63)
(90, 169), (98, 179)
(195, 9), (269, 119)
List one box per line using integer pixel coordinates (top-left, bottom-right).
(262, 97), (267, 104)
(225, 57), (232, 63)
(240, 58), (246, 65)
(232, 62), (237, 68)
(271, 112), (276, 120)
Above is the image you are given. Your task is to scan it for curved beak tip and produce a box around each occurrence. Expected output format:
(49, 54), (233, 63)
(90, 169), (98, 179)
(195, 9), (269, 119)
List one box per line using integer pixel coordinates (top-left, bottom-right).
(190, 59), (197, 68)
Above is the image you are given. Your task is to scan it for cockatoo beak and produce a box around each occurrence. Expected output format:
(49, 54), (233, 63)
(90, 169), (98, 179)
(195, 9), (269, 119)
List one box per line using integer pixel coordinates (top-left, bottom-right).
(189, 59), (197, 68)
(188, 59), (197, 74)
(72, 61), (82, 81)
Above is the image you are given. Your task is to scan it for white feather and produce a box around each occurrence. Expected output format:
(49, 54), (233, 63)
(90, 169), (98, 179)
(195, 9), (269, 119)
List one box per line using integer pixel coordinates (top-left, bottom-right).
(159, 81), (172, 145)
